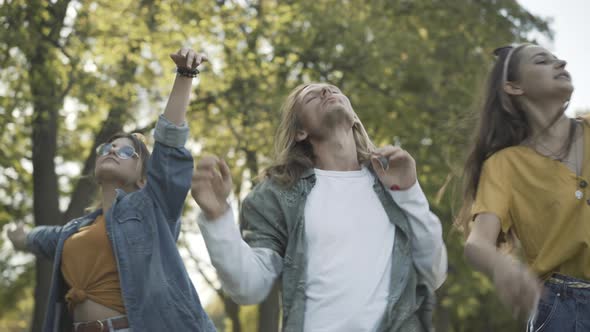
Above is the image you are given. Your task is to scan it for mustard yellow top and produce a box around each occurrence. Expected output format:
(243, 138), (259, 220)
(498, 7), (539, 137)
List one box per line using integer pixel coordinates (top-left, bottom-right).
(61, 215), (125, 313)
(472, 117), (590, 281)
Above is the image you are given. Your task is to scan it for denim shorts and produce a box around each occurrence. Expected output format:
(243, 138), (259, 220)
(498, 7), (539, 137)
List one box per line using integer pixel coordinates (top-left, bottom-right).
(528, 274), (590, 332)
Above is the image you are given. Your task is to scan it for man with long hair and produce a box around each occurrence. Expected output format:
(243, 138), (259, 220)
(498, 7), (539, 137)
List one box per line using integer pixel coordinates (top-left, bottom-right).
(191, 83), (447, 331)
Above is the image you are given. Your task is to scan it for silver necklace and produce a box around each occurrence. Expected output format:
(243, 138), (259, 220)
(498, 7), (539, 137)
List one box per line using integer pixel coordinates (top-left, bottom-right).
(533, 120), (585, 200)
(533, 119), (575, 162)
(573, 122), (586, 200)
(573, 135), (584, 200)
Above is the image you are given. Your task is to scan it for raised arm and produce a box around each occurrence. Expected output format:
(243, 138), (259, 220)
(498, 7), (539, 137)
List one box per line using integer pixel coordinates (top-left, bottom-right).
(191, 156), (284, 304)
(371, 145), (447, 289)
(164, 49), (207, 126)
(144, 49), (207, 223)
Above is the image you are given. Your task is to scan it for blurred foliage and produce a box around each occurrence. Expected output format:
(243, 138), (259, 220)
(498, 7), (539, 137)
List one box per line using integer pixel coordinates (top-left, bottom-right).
(206, 298), (260, 332)
(0, 285), (34, 332)
(0, 0), (555, 331)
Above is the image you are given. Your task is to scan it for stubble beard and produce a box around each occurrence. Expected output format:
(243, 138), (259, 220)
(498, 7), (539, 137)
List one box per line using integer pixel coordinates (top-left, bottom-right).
(308, 104), (355, 141)
(325, 102), (355, 127)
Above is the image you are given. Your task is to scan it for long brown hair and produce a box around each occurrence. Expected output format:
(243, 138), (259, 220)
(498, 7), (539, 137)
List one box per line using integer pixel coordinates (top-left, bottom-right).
(263, 83), (375, 187)
(456, 44), (574, 242)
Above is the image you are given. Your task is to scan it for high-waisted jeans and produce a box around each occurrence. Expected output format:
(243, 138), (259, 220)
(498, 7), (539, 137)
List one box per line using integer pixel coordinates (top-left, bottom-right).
(528, 274), (590, 332)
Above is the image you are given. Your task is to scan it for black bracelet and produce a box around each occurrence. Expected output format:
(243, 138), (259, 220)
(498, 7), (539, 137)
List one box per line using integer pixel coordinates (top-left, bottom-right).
(176, 66), (199, 78)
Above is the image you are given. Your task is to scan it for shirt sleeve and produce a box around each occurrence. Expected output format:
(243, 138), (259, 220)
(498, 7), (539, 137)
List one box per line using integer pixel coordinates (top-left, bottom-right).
(144, 115), (193, 223)
(198, 209), (283, 305)
(153, 114), (189, 148)
(390, 181), (447, 291)
(471, 156), (513, 233)
(26, 225), (64, 261)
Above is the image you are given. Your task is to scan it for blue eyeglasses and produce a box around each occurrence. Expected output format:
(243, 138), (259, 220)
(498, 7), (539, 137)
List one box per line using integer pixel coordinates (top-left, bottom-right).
(96, 143), (139, 160)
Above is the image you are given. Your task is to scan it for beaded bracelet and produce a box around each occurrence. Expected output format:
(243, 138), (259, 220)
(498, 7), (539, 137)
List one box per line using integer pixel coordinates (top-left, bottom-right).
(176, 67), (200, 78)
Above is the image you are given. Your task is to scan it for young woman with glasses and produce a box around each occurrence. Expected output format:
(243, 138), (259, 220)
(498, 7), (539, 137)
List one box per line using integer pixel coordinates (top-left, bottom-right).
(6, 48), (216, 332)
(458, 43), (590, 331)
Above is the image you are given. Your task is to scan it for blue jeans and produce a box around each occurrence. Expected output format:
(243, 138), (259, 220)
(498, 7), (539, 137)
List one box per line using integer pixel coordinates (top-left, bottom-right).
(528, 274), (590, 331)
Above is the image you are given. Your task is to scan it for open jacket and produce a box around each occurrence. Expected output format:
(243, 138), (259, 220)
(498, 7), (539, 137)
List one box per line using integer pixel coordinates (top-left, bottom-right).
(26, 116), (216, 332)
(239, 168), (437, 332)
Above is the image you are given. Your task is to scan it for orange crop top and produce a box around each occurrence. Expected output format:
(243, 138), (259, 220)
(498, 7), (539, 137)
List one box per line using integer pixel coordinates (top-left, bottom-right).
(61, 215), (125, 313)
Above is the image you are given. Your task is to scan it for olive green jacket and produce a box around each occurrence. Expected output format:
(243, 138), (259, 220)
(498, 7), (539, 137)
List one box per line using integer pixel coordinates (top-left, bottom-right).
(240, 168), (435, 332)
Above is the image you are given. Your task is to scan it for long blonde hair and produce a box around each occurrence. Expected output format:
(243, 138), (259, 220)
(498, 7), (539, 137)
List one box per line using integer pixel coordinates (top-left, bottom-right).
(263, 83), (376, 187)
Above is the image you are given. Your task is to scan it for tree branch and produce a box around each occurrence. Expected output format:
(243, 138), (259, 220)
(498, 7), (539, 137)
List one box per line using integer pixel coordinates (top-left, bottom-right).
(180, 235), (225, 299)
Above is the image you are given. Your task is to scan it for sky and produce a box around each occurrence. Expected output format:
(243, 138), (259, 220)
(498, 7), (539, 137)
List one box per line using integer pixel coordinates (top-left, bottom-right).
(518, 0), (590, 114)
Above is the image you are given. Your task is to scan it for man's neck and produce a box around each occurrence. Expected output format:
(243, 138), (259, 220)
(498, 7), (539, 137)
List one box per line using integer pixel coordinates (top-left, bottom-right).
(310, 127), (361, 171)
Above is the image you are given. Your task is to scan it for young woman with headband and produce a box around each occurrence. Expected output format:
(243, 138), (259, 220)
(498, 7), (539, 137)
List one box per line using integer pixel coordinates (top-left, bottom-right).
(459, 43), (589, 331)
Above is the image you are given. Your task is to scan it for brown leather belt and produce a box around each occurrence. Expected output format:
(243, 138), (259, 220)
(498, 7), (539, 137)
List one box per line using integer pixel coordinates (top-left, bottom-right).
(73, 316), (129, 332)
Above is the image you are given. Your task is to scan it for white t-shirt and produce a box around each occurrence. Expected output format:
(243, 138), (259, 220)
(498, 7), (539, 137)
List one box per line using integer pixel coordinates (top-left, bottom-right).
(303, 167), (395, 331)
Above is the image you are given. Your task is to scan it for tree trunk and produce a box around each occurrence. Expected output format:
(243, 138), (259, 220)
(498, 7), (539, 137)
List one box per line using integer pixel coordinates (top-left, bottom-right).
(224, 297), (241, 332)
(29, 47), (64, 332)
(22, 0), (73, 328)
(258, 283), (280, 332)
(24, 1), (74, 329)
(434, 303), (450, 332)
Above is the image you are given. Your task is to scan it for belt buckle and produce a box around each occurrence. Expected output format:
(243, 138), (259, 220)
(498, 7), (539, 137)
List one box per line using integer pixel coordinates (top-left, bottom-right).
(73, 319), (105, 332)
(94, 320), (105, 331)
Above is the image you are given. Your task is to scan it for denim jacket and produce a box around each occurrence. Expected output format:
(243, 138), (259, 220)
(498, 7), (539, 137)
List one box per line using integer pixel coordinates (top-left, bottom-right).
(240, 169), (435, 332)
(26, 115), (216, 332)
